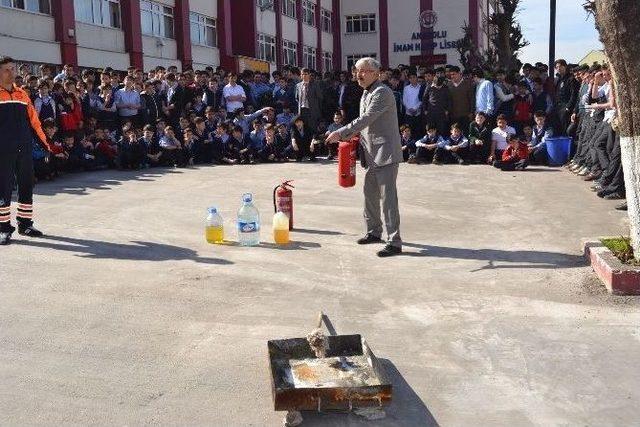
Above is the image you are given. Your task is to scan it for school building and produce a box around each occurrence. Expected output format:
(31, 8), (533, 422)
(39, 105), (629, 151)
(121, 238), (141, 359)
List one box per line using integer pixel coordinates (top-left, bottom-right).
(0, 0), (498, 72)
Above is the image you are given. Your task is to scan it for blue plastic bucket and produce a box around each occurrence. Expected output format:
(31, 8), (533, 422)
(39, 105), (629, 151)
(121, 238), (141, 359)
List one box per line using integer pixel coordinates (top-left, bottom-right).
(545, 137), (572, 166)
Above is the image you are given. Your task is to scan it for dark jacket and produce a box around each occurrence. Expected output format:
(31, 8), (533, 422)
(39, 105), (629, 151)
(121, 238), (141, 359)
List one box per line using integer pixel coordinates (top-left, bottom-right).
(554, 73), (580, 112)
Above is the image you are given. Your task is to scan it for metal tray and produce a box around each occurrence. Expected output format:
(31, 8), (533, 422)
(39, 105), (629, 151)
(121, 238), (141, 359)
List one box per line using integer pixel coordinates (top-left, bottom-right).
(268, 334), (392, 412)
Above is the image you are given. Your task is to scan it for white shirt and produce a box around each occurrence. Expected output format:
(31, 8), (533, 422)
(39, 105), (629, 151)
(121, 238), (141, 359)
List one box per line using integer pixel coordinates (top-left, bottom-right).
(491, 126), (516, 151)
(402, 84), (422, 115)
(223, 83), (246, 113)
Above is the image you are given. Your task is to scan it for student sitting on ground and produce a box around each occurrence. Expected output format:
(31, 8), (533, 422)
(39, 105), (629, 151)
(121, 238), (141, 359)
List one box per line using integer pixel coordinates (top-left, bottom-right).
(468, 112), (491, 164)
(489, 114), (516, 165)
(494, 134), (529, 171)
(528, 110), (554, 165)
(118, 127), (145, 170)
(409, 123), (442, 164)
(276, 104), (295, 128)
(275, 123), (291, 156)
(399, 125), (416, 162)
(159, 126), (186, 167)
(285, 116), (315, 162)
(433, 123), (469, 165)
(249, 119), (266, 154)
(258, 124), (283, 162)
(229, 125), (255, 164)
(325, 111), (345, 160)
(140, 125), (162, 167)
(192, 117), (213, 164)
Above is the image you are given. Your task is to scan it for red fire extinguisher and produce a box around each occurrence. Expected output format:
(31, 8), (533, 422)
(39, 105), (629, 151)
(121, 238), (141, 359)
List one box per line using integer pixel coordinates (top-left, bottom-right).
(273, 180), (294, 230)
(338, 136), (359, 188)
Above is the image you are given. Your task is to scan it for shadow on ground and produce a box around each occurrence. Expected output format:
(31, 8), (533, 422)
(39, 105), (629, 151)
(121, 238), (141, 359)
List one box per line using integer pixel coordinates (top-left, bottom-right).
(14, 234), (232, 265)
(402, 243), (584, 270)
(34, 168), (186, 197)
(295, 359), (439, 426)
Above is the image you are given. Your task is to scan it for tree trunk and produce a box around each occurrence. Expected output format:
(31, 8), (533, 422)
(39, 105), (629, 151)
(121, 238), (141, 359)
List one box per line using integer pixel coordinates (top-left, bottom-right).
(594, 0), (640, 258)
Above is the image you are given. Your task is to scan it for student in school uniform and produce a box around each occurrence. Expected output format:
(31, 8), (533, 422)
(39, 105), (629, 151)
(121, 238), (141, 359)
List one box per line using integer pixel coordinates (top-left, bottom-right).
(494, 134), (529, 171)
(527, 111), (554, 165)
(468, 112), (492, 164)
(433, 123), (469, 165)
(489, 114), (516, 165)
(399, 125), (416, 162)
(409, 123), (442, 164)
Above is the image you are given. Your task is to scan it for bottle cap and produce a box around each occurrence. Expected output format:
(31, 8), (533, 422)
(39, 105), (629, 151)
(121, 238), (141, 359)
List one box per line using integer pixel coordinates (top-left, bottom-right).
(208, 206), (217, 214)
(242, 193), (253, 203)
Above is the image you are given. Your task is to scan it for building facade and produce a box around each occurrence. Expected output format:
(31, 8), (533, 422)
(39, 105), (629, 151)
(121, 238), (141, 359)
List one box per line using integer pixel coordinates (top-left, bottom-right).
(0, 0), (496, 72)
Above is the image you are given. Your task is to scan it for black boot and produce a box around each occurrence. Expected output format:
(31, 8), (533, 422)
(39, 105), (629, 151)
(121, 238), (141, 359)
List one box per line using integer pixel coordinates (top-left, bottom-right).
(18, 224), (44, 237)
(0, 224), (15, 245)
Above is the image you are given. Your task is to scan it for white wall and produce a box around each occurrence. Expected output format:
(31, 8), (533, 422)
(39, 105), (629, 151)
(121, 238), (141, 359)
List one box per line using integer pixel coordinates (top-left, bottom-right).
(0, 8), (60, 63)
(142, 36), (180, 70)
(431, 1), (467, 64)
(339, 0), (380, 68)
(281, 15), (298, 43)
(387, 0), (419, 67)
(302, 24), (317, 48)
(322, 31), (333, 54)
(190, 0), (217, 17)
(192, 45), (220, 69)
(75, 22), (129, 69)
(255, 7), (276, 36)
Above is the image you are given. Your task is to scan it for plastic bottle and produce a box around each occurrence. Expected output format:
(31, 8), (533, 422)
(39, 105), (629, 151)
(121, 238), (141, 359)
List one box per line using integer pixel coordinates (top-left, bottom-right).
(273, 211), (290, 244)
(237, 193), (260, 246)
(205, 207), (224, 244)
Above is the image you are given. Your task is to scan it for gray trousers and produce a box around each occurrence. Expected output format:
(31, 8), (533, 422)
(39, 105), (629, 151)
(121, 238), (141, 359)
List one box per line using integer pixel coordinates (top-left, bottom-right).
(363, 163), (402, 248)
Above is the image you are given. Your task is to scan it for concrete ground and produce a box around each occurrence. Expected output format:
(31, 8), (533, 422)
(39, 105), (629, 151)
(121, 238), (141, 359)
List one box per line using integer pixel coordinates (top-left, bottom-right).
(1, 161), (639, 426)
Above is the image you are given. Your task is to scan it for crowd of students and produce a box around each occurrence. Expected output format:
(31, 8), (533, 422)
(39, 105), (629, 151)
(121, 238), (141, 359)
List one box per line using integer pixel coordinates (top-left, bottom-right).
(15, 58), (623, 209)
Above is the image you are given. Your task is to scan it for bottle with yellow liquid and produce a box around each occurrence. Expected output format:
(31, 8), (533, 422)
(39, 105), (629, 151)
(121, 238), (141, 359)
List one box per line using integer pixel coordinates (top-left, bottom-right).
(205, 207), (224, 244)
(272, 211), (290, 244)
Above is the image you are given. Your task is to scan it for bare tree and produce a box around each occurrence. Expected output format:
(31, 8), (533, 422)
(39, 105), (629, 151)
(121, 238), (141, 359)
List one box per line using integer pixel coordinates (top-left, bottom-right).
(586, 0), (640, 258)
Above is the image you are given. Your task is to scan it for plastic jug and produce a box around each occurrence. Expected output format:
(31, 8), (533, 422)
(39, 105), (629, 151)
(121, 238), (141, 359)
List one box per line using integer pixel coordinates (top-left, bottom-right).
(237, 193), (260, 246)
(273, 211), (290, 244)
(205, 207), (224, 244)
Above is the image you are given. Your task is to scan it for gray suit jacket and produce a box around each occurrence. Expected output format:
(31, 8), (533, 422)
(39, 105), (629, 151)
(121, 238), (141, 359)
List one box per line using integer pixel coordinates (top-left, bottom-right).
(337, 80), (403, 168)
(295, 81), (323, 123)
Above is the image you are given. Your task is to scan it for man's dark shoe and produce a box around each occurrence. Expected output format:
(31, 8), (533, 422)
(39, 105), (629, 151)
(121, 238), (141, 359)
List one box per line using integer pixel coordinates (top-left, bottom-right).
(357, 234), (384, 245)
(0, 225), (15, 245)
(0, 230), (12, 245)
(604, 192), (625, 200)
(615, 202), (628, 211)
(18, 225), (44, 237)
(377, 244), (402, 257)
(582, 172), (600, 182)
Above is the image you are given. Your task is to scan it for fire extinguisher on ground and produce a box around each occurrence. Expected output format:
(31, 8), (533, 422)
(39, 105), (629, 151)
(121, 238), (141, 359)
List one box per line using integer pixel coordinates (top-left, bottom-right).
(273, 180), (294, 230)
(338, 136), (359, 188)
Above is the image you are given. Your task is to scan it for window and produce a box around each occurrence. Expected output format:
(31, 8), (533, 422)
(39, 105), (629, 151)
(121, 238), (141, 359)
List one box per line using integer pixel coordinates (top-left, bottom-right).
(141, 0), (174, 39)
(282, 40), (298, 67)
(346, 53), (376, 70)
(323, 51), (333, 71)
(281, 0), (295, 19)
(1, 0), (50, 14)
(74, 0), (121, 28)
(346, 14), (376, 34)
(303, 45), (316, 70)
(321, 9), (332, 33)
(257, 33), (276, 63)
(257, 0), (273, 10)
(302, 0), (315, 26)
(190, 12), (216, 47)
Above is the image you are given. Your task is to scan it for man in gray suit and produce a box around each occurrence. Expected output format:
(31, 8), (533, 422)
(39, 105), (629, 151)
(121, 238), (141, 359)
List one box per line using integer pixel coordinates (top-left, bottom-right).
(326, 57), (404, 257)
(295, 68), (323, 132)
